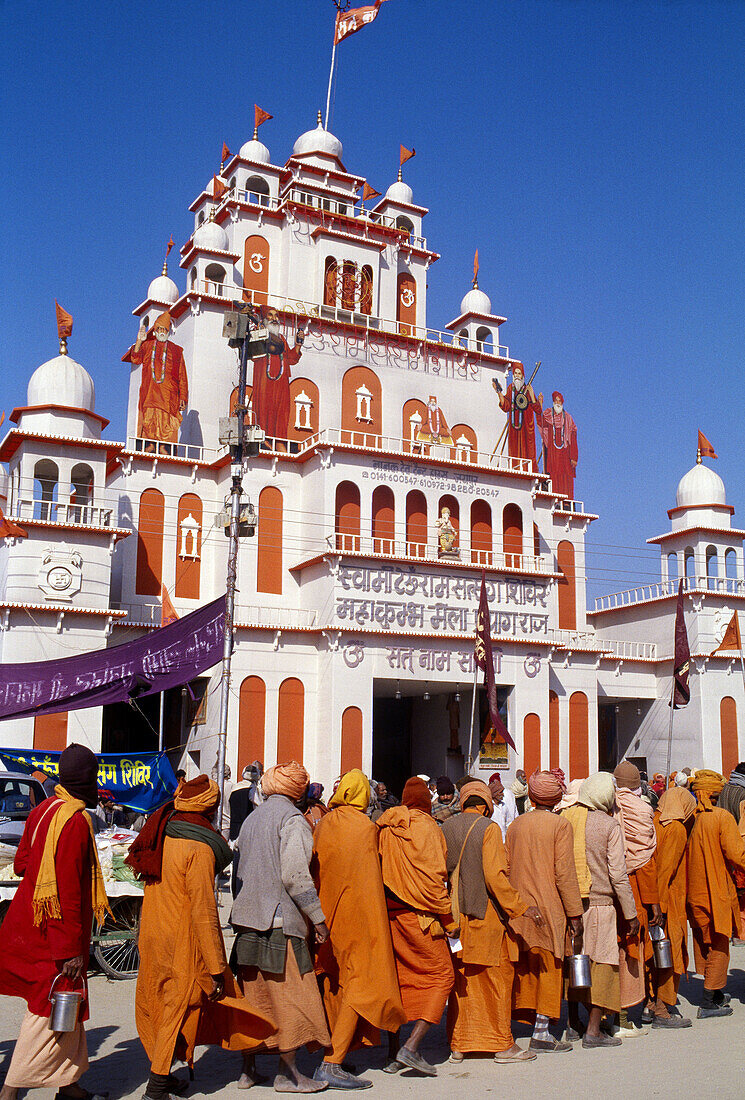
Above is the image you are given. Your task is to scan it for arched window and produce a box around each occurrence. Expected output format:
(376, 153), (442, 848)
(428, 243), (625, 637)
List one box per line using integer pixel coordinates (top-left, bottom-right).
(523, 713), (541, 776)
(372, 485), (395, 555)
(69, 462), (94, 523)
(324, 256), (337, 307)
(288, 378), (319, 440)
(34, 712), (68, 752)
(438, 494), (459, 557)
(239, 676), (266, 767)
(569, 691), (589, 781)
(684, 547), (695, 583)
(190, 268), (197, 289)
(667, 552), (678, 581)
(475, 326), (492, 353)
(175, 493), (202, 599)
(341, 706), (363, 773)
(243, 235), (269, 306)
(341, 367), (382, 441)
(245, 174), (270, 206)
(277, 678), (304, 763)
(720, 696), (739, 777)
(549, 690), (560, 771)
(502, 503), (523, 568)
(198, 210), (205, 225)
(725, 548), (738, 580)
(406, 490), (427, 558)
(360, 265), (373, 316)
(335, 481), (360, 551)
(557, 540), (577, 630)
(257, 486), (283, 594)
(136, 487), (164, 596)
(33, 458), (58, 521)
(397, 271), (417, 334)
(228, 176), (236, 191)
(456, 327), (468, 347)
(341, 261), (356, 311)
(533, 523), (541, 562)
(402, 398), (427, 452)
(396, 215), (414, 236)
(205, 263), (226, 296)
(471, 499), (493, 566)
(450, 423), (477, 463)
(706, 545), (718, 589)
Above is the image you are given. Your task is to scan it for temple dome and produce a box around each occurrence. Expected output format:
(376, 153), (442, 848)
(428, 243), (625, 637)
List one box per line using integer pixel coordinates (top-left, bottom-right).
(675, 463), (726, 508)
(459, 287), (493, 316)
(292, 118), (343, 161)
(193, 218), (229, 251)
(27, 353), (95, 412)
(147, 273), (179, 304)
(239, 138), (270, 163)
(385, 180), (413, 204)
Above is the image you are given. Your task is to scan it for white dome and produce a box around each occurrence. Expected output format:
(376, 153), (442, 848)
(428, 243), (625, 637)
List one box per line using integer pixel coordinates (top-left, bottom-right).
(676, 463), (726, 508)
(385, 180), (413, 204)
(292, 119), (343, 161)
(193, 218), (229, 252)
(460, 287), (493, 316)
(27, 354), (95, 413)
(239, 138), (270, 163)
(147, 273), (179, 304)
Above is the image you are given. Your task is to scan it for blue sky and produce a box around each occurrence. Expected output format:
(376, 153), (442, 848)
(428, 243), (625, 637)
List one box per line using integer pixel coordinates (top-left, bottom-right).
(2, 0), (744, 600)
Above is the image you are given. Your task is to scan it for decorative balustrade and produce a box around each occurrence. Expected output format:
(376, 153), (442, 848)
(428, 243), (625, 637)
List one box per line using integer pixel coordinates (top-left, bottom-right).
(594, 575), (745, 612)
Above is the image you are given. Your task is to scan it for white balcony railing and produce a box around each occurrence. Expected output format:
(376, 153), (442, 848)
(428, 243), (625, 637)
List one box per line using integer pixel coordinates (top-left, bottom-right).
(10, 498), (114, 529)
(597, 638), (658, 660)
(124, 437), (225, 463)
(321, 532), (546, 574)
(594, 575), (745, 612)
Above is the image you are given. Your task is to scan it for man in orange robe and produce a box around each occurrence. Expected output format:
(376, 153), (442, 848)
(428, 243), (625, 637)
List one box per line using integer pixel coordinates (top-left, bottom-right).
(652, 786), (696, 1027)
(493, 363), (541, 469)
(124, 312), (189, 449)
(719, 762), (745, 939)
(613, 760), (662, 1035)
(377, 777), (454, 1076)
(687, 770), (745, 1018)
(127, 776), (275, 1099)
(506, 771), (583, 1053)
(312, 769), (406, 1090)
(441, 779), (542, 1063)
(251, 307), (303, 440)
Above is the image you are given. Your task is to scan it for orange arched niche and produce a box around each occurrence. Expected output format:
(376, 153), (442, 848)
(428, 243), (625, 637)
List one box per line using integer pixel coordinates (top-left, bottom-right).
(243, 235), (270, 305)
(175, 493), (202, 600)
(720, 697), (739, 777)
(277, 678), (304, 764)
(239, 676), (266, 767)
(569, 691), (589, 781)
(341, 366), (382, 441)
(257, 487), (283, 594)
(341, 706), (363, 773)
(136, 488), (164, 596)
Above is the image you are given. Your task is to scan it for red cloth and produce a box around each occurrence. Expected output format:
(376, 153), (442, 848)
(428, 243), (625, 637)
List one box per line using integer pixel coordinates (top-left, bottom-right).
(251, 335), (302, 438)
(498, 384), (539, 469)
(124, 338), (188, 419)
(538, 408), (578, 497)
(0, 799), (93, 1018)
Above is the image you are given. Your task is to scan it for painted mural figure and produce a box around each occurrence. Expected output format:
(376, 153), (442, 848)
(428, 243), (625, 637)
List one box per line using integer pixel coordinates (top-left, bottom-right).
(492, 364), (541, 470)
(251, 307), (304, 440)
(125, 311), (188, 450)
(415, 395), (453, 447)
(437, 507), (459, 558)
(538, 390), (578, 499)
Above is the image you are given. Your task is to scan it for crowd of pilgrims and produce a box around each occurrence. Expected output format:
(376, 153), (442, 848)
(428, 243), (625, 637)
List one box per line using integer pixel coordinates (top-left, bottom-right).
(1, 746), (745, 1098)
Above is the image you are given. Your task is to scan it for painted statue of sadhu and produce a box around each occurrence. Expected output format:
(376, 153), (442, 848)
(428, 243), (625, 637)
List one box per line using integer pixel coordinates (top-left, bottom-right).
(492, 363), (541, 470)
(537, 390), (578, 499)
(250, 307), (304, 440)
(123, 311), (188, 448)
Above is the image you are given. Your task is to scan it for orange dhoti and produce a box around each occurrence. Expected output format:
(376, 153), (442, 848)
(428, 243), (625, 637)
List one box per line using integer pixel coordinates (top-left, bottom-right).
(387, 906), (453, 1025)
(447, 938), (515, 1054)
(690, 913), (730, 992)
(513, 947), (563, 1020)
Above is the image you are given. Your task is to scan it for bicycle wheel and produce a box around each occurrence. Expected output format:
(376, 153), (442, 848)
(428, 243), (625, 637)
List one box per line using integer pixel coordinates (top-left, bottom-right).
(93, 895), (141, 979)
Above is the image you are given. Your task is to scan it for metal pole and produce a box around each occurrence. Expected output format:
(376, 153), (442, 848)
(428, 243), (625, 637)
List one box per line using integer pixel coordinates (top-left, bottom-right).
(466, 663), (479, 775)
(216, 331), (251, 842)
(158, 692), (164, 751)
(324, 36), (338, 130)
(665, 674), (676, 781)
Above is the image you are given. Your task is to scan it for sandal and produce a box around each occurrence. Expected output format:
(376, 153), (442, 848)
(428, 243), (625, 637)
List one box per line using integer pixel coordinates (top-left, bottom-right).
(494, 1047), (537, 1063)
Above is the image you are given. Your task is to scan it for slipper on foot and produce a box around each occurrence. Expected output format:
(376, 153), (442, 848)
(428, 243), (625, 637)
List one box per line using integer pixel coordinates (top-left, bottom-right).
(494, 1048), (536, 1063)
(396, 1047), (437, 1076)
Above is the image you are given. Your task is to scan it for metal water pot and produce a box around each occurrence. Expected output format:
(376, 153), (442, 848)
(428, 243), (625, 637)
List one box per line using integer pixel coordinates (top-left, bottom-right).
(567, 934), (591, 989)
(649, 923), (673, 969)
(48, 974), (85, 1033)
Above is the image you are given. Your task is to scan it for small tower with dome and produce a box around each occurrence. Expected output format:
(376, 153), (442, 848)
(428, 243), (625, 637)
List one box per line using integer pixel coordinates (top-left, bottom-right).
(445, 255), (509, 357)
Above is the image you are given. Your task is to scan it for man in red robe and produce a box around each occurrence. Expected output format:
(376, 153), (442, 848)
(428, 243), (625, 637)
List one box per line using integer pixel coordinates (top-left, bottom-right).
(123, 311), (189, 450)
(538, 391), (578, 498)
(493, 364), (540, 470)
(251, 308), (303, 441)
(0, 744), (108, 1100)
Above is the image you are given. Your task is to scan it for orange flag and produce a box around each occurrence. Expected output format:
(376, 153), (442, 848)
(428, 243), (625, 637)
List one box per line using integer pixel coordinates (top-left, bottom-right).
(161, 584), (179, 628)
(698, 430), (717, 460)
(165, 235), (175, 257)
(55, 301), (73, 340)
(221, 141), (231, 162)
(212, 174), (227, 199)
(400, 144), (416, 166)
(0, 507), (27, 540)
(473, 249), (479, 285)
(362, 182), (381, 201)
(334, 0), (386, 44)
(711, 611), (741, 655)
(0, 411), (5, 427)
(254, 105), (273, 130)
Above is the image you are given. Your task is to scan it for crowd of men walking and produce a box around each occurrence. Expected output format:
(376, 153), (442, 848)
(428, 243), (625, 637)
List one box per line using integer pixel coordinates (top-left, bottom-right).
(1, 745), (744, 1097)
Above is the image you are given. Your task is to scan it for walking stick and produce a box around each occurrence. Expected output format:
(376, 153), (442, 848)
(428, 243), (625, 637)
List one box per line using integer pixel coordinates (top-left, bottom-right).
(490, 361), (542, 462)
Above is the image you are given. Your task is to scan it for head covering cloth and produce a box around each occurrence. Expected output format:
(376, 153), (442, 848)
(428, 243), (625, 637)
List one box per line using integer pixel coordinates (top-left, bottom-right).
(174, 775), (220, 813)
(58, 742), (99, 807)
(308, 782), (324, 802)
(690, 769), (725, 811)
(558, 778), (583, 811)
(657, 786), (697, 826)
(578, 772), (615, 813)
(614, 785), (657, 871)
(459, 779), (493, 816)
(528, 770), (564, 808)
(614, 760), (641, 792)
(329, 769), (370, 812)
(674, 771), (689, 787)
(401, 777), (432, 815)
(154, 311), (172, 330)
(436, 775), (454, 797)
(261, 761), (309, 801)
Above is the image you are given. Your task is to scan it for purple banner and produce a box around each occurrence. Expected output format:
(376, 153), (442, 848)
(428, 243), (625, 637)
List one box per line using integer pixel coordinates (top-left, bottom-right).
(0, 595), (226, 720)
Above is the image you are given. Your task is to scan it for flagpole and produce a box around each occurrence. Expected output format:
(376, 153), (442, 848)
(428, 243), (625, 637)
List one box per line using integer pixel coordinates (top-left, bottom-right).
(158, 693), (164, 752)
(467, 662), (479, 775)
(324, 35), (338, 130)
(665, 673), (675, 781)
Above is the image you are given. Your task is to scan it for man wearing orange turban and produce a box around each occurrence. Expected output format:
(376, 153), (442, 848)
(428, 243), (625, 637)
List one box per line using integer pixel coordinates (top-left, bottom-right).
(687, 770), (745, 1017)
(506, 772), (583, 1052)
(124, 311), (188, 450)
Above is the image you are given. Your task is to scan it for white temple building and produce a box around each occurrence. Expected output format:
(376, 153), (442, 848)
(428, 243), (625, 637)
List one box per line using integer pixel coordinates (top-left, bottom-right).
(0, 114), (743, 790)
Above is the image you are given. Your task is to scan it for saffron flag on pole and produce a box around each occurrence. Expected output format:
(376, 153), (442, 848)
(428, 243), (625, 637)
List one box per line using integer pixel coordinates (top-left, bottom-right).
(0, 506), (27, 540)
(710, 610), (741, 656)
(362, 182), (381, 201)
(221, 142), (231, 163)
(670, 578), (690, 708)
(698, 430), (717, 460)
(473, 249), (479, 285)
(165, 236), (175, 258)
(334, 0), (387, 44)
(475, 574), (515, 750)
(161, 584), (179, 628)
(254, 105), (273, 130)
(400, 144), (416, 166)
(212, 174), (227, 200)
(55, 301), (73, 340)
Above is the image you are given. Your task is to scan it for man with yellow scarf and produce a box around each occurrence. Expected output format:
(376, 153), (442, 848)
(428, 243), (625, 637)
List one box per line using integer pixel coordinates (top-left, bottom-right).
(0, 743), (109, 1100)
(687, 769), (745, 1018)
